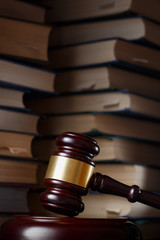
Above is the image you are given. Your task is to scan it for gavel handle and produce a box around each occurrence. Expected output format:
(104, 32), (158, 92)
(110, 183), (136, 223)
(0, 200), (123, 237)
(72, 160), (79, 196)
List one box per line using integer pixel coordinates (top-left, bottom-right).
(90, 173), (160, 209)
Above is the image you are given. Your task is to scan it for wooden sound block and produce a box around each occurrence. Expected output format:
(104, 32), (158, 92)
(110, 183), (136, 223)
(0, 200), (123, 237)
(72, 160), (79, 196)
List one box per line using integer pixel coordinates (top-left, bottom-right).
(0, 216), (142, 240)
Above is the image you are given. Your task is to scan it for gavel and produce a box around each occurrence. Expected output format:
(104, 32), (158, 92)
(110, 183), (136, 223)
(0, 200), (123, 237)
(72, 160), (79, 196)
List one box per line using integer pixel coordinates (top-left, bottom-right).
(40, 132), (160, 217)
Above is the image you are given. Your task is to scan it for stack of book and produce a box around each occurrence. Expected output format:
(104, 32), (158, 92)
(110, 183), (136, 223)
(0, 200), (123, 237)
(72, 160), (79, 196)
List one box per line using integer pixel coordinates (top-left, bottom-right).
(24, 1), (160, 239)
(0, 1), (60, 224)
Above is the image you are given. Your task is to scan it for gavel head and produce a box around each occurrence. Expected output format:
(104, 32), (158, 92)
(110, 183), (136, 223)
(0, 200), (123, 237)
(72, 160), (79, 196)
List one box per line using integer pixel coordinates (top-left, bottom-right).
(40, 132), (99, 216)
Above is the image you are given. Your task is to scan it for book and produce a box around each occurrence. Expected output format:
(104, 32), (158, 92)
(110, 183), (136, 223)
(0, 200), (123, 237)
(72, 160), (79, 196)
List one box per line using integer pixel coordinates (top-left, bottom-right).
(0, 131), (34, 159)
(38, 113), (160, 142)
(79, 193), (160, 219)
(25, 91), (160, 119)
(0, 0), (46, 24)
(0, 17), (51, 62)
(49, 39), (160, 72)
(32, 137), (55, 162)
(94, 163), (160, 191)
(0, 186), (29, 214)
(55, 67), (160, 100)
(36, 162), (48, 189)
(51, 17), (160, 48)
(0, 186), (57, 216)
(0, 0), (84, 25)
(31, 136), (160, 167)
(0, 88), (25, 109)
(93, 137), (160, 167)
(0, 108), (39, 135)
(0, 158), (38, 185)
(0, 58), (55, 92)
(43, 0), (160, 24)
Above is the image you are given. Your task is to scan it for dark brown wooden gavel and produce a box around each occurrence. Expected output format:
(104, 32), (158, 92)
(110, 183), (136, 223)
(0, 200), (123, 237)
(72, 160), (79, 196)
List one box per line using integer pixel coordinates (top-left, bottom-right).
(40, 132), (160, 217)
